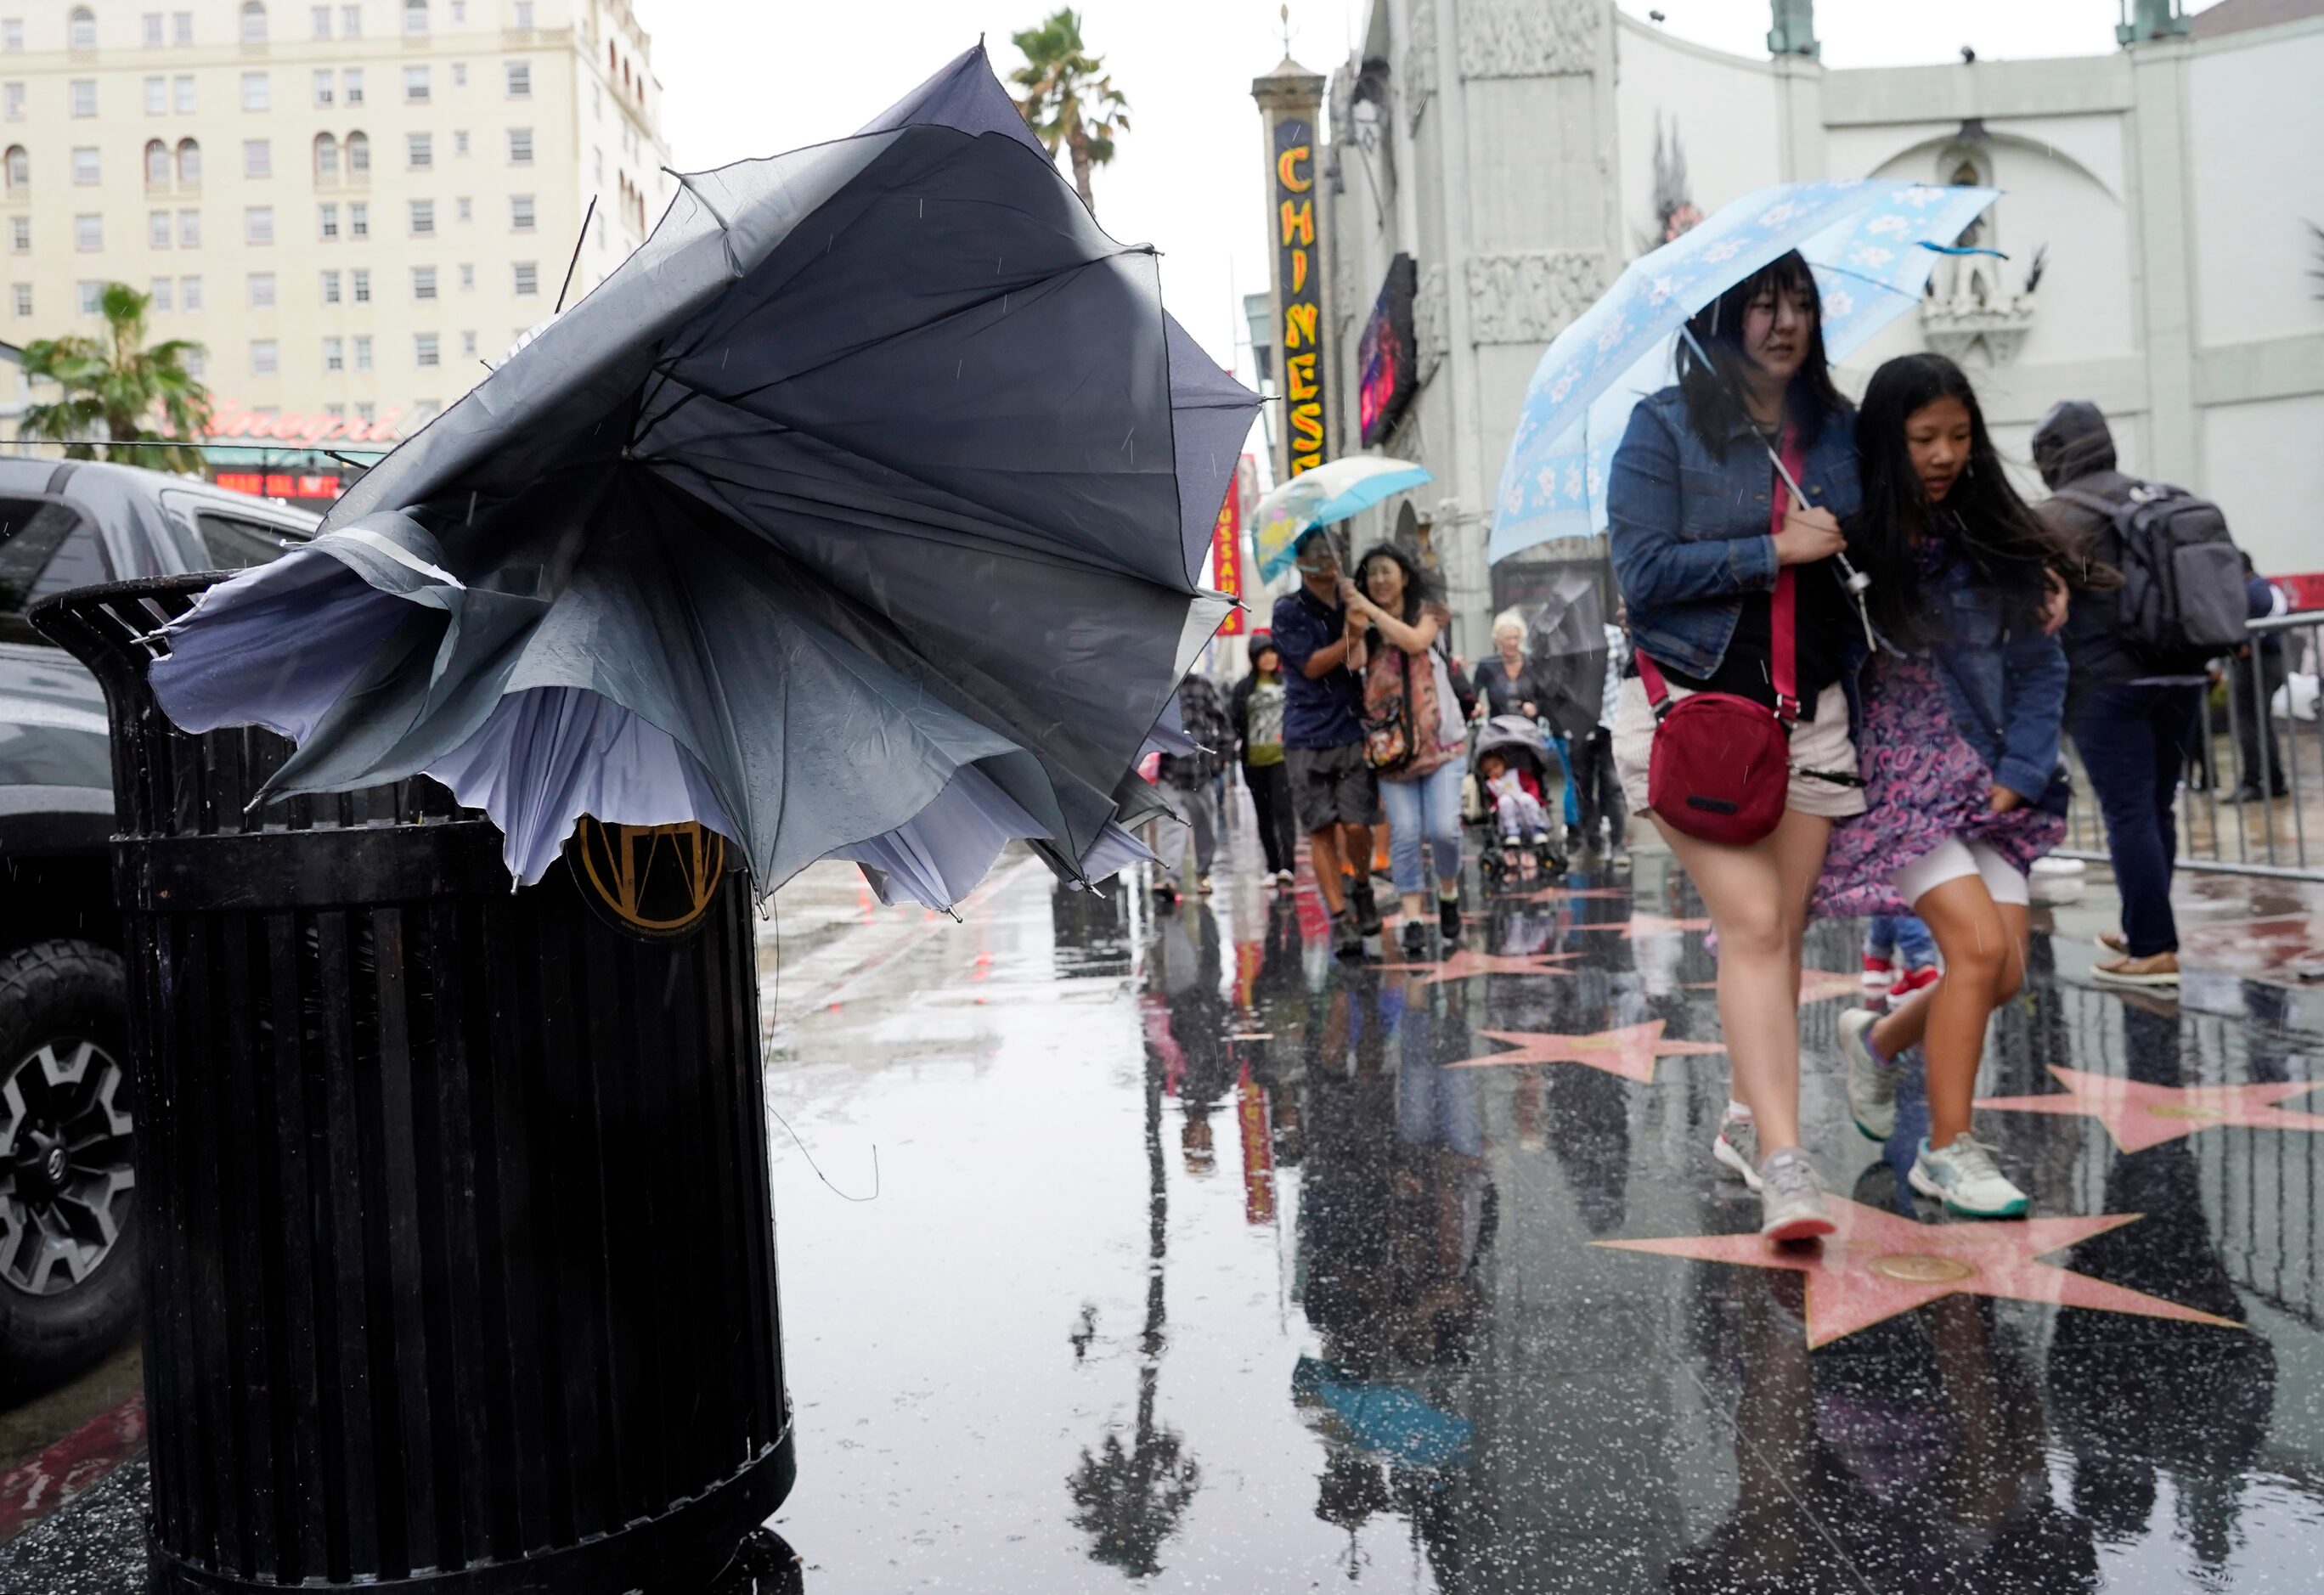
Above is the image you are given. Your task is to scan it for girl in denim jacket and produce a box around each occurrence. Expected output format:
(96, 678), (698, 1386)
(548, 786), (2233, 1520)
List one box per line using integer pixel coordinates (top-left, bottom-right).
(1817, 353), (2098, 1219)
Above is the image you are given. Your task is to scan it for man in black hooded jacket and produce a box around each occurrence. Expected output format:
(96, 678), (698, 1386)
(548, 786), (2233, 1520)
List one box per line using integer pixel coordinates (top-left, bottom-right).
(2032, 400), (2201, 989)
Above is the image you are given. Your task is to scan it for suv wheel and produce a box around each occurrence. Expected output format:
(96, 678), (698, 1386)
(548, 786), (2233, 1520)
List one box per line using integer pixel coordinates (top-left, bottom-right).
(0, 939), (138, 1399)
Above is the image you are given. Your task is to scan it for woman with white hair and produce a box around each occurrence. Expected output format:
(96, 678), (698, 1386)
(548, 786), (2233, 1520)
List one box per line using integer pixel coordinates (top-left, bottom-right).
(1471, 609), (1549, 721)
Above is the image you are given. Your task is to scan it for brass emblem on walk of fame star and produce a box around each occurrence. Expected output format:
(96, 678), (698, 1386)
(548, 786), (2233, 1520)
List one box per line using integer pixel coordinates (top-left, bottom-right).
(567, 817), (725, 938)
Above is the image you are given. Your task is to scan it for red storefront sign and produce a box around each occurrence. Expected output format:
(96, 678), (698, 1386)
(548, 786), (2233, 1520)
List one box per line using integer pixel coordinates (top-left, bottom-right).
(214, 471), (344, 499)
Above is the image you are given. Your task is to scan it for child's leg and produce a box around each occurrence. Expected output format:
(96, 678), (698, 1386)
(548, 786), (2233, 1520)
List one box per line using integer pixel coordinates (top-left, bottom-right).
(1864, 915), (1897, 961)
(1892, 912), (1939, 971)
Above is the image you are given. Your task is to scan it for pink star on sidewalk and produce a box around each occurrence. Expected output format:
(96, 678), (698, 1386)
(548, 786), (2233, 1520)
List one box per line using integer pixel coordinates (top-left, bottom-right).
(1598, 1198), (2241, 1348)
(1977, 1066), (2324, 1153)
(1448, 1020), (1723, 1084)
(1378, 950), (1580, 988)
(1573, 912), (1712, 939)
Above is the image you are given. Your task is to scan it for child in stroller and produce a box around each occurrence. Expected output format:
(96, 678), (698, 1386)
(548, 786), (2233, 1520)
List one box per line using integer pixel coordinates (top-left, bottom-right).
(1467, 714), (1567, 883)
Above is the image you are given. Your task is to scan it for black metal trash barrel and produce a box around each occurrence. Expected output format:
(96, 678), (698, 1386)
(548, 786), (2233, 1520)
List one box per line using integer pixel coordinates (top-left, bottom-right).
(35, 577), (795, 1594)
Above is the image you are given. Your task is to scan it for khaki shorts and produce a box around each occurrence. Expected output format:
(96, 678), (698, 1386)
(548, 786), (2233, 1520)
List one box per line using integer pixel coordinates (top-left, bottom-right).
(1611, 677), (1865, 822)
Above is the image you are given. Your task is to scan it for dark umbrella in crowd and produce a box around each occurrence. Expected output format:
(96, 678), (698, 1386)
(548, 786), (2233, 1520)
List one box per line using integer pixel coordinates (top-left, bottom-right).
(1523, 569), (1611, 741)
(145, 44), (1257, 910)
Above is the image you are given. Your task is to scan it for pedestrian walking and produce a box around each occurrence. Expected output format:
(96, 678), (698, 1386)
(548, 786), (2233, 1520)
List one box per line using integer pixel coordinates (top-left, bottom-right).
(2032, 400), (2203, 987)
(1345, 544), (1469, 958)
(1154, 670), (1231, 902)
(1272, 530), (1381, 960)
(1566, 619), (1630, 865)
(1471, 611), (1550, 720)
(2229, 552), (2290, 803)
(1228, 634), (1300, 886)
(1816, 353), (2085, 1219)
(1605, 249), (1867, 1240)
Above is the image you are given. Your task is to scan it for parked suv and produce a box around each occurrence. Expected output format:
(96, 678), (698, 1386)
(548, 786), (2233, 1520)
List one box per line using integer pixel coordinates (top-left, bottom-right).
(0, 457), (315, 1395)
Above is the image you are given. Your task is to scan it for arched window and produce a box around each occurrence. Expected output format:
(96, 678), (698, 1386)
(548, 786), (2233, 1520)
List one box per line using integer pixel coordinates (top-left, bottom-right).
(240, 1), (267, 43)
(175, 137), (200, 184)
(67, 7), (94, 48)
(3, 146), (26, 192)
(145, 138), (169, 185)
(345, 130), (369, 173)
(313, 131), (339, 177)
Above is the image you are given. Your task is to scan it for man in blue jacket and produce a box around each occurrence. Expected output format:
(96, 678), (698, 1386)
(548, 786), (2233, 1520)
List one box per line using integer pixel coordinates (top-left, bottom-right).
(1272, 530), (1379, 960)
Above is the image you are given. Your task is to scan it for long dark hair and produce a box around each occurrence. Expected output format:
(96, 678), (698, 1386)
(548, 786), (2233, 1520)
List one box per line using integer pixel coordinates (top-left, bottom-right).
(1353, 542), (1431, 654)
(1674, 250), (1849, 457)
(1850, 352), (2090, 649)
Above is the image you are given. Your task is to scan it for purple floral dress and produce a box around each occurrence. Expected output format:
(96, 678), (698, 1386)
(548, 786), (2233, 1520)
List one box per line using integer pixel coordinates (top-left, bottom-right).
(1814, 650), (2066, 921)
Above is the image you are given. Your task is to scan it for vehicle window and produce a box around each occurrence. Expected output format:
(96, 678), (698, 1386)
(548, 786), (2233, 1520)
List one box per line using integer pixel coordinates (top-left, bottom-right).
(0, 496), (106, 615)
(196, 512), (296, 570)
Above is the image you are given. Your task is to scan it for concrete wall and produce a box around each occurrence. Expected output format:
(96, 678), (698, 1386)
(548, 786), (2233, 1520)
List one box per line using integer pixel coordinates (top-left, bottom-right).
(1612, 21), (1781, 247)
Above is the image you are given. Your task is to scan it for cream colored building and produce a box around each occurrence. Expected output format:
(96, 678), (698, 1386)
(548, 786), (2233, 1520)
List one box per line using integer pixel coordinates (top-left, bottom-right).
(0, 0), (669, 447)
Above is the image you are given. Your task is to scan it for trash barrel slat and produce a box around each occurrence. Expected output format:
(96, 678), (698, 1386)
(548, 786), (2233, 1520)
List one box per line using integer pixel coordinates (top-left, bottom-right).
(33, 576), (794, 1595)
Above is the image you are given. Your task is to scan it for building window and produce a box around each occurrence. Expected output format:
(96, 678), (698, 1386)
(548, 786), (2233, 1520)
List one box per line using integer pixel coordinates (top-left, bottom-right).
(68, 8), (94, 49)
(313, 68), (332, 105)
(341, 4), (359, 36)
(9, 282), (25, 316)
(243, 138), (270, 178)
(3, 82), (20, 121)
(346, 130), (369, 172)
(149, 209), (170, 248)
(145, 138), (169, 184)
(172, 11), (192, 44)
(450, 61), (465, 88)
(460, 328), (475, 356)
(177, 207), (199, 245)
(409, 197), (434, 234)
(412, 263), (435, 299)
(143, 11), (164, 44)
(175, 137), (199, 183)
(74, 212), (100, 251)
(457, 262), (472, 289)
(7, 216), (26, 251)
(245, 205), (274, 244)
(241, 71), (268, 111)
(69, 79), (95, 116)
(0, 21), (17, 53)
(403, 65), (429, 102)
(71, 146), (98, 183)
(509, 193), (533, 231)
(320, 267), (339, 302)
(343, 66), (364, 104)
(415, 331), (438, 367)
(406, 131), (431, 168)
(313, 132), (337, 176)
(183, 347), (203, 376)
(3, 144), (25, 192)
(317, 201), (337, 237)
(77, 280), (101, 314)
(240, 2), (268, 43)
(448, 0), (463, 20)
(453, 128), (468, 156)
(354, 333), (372, 369)
(149, 276), (170, 309)
(247, 270), (274, 307)
(323, 335), (342, 369)
(173, 74), (194, 111)
(251, 338), (279, 376)
(507, 127), (532, 165)
(454, 194), (470, 223)
(144, 76), (165, 115)
(351, 267), (369, 301)
(348, 201), (368, 238)
(403, 0), (426, 32)
(511, 260), (537, 296)
(355, 400), (374, 421)
(592, 146), (602, 184)
(309, 3), (328, 37)
(180, 273), (201, 308)
(505, 60), (530, 98)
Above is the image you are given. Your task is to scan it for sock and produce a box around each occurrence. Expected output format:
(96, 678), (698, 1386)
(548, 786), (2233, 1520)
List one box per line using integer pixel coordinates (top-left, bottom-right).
(1727, 1100), (1752, 1122)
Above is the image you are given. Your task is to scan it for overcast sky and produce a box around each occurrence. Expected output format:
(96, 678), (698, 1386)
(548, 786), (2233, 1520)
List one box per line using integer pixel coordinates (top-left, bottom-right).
(642, 1), (2220, 388)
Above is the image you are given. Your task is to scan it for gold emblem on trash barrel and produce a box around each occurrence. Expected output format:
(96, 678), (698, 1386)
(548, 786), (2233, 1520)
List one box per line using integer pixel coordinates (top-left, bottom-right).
(568, 817), (725, 938)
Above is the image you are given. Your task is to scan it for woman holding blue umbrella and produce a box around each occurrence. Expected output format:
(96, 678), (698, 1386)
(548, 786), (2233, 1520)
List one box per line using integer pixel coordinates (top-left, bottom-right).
(1605, 251), (1866, 1242)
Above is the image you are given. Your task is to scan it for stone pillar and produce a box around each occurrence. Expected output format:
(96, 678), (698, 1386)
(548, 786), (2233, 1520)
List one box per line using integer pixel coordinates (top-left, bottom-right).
(1253, 57), (1330, 488)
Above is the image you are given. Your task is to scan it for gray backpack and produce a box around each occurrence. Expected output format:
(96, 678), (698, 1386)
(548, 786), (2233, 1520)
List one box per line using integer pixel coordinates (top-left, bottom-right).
(2055, 482), (2248, 670)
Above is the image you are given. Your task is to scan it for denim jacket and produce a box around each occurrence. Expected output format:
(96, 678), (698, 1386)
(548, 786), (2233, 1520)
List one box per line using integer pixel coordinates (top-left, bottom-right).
(1920, 555), (2070, 808)
(1607, 386), (1864, 680)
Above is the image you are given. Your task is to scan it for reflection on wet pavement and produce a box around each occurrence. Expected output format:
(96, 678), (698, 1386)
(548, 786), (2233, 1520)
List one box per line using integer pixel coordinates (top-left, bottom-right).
(760, 824), (2324, 1592)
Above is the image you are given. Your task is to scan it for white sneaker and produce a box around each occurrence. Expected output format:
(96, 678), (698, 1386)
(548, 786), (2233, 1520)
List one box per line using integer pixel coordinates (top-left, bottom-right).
(1712, 1113), (1762, 1191)
(1838, 1008), (1898, 1143)
(1909, 1135), (2028, 1219)
(1757, 1148), (1835, 1241)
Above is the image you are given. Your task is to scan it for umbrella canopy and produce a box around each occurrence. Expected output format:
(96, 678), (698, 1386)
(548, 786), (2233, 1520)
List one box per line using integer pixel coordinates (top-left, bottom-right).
(147, 45), (1257, 910)
(1517, 570), (1612, 739)
(1489, 180), (2000, 563)
(1252, 456), (1433, 580)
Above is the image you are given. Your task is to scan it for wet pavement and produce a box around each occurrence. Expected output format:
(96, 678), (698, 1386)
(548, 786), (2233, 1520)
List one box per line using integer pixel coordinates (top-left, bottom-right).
(8, 826), (2324, 1591)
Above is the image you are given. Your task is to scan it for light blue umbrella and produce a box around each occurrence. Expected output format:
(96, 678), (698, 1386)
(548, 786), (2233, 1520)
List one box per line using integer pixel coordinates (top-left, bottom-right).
(1490, 180), (2001, 564)
(1252, 455), (1434, 580)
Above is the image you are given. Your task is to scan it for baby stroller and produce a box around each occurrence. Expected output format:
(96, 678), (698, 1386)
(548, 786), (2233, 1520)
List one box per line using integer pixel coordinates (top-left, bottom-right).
(1465, 714), (1567, 886)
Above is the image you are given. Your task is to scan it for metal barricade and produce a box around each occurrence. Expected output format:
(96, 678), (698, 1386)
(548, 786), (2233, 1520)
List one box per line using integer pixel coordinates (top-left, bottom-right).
(2056, 612), (2324, 882)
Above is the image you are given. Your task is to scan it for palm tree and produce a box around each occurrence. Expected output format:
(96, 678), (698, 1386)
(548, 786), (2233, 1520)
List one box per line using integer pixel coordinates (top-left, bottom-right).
(18, 282), (212, 474)
(1008, 8), (1131, 217)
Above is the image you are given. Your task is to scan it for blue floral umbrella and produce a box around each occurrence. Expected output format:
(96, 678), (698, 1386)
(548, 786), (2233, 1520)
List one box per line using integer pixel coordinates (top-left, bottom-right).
(1489, 180), (2000, 563)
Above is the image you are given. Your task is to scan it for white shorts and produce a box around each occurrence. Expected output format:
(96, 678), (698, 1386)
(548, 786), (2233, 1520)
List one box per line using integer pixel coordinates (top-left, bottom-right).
(1890, 836), (2028, 910)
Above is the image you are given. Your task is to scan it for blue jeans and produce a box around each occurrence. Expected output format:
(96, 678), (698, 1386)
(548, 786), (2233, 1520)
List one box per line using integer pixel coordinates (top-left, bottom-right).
(1379, 758), (1465, 895)
(2072, 681), (2203, 957)
(1864, 914), (1937, 968)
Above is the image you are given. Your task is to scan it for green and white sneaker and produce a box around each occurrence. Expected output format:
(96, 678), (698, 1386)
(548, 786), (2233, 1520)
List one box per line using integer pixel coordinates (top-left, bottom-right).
(1908, 1135), (2028, 1219)
(1838, 1008), (1898, 1143)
